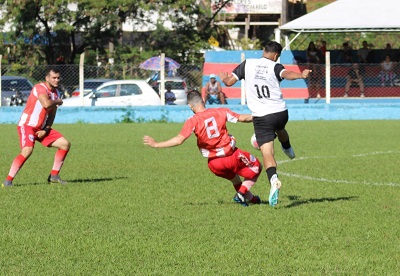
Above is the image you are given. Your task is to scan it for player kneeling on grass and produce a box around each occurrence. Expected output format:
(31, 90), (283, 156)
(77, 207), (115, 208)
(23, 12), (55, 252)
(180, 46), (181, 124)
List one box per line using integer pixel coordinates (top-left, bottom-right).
(143, 90), (262, 207)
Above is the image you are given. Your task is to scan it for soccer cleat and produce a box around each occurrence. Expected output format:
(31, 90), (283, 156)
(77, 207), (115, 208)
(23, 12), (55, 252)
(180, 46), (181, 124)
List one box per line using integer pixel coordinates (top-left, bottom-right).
(281, 146), (295, 159)
(268, 175), (282, 207)
(233, 192), (249, 207)
(253, 195), (261, 204)
(2, 180), (13, 188)
(48, 174), (67, 185)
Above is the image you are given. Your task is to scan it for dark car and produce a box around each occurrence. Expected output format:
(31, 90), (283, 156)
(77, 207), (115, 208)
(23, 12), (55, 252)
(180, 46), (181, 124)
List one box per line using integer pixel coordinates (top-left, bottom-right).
(71, 78), (113, 97)
(1, 76), (34, 106)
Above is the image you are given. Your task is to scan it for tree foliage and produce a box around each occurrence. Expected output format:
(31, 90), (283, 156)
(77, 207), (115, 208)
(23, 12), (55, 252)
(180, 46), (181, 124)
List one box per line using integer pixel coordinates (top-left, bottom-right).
(0, 0), (212, 65)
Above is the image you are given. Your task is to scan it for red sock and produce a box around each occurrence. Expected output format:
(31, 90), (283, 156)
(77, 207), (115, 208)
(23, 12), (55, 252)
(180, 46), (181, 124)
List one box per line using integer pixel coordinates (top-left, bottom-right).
(7, 154), (28, 180)
(51, 149), (69, 175)
(238, 185), (249, 195)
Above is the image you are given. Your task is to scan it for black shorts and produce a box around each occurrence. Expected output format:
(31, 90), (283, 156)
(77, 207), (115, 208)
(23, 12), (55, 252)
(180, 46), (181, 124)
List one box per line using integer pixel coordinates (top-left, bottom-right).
(253, 110), (289, 147)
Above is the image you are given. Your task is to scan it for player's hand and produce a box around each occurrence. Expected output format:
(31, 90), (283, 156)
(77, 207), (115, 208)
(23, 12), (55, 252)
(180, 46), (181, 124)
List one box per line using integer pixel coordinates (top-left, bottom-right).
(36, 130), (47, 139)
(143, 135), (156, 147)
(219, 72), (229, 82)
(301, 69), (312, 79)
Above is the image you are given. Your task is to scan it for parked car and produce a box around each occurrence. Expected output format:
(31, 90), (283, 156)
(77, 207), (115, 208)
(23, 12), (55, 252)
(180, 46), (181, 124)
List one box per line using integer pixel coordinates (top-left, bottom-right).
(62, 80), (161, 106)
(70, 78), (113, 97)
(156, 77), (188, 105)
(1, 76), (34, 106)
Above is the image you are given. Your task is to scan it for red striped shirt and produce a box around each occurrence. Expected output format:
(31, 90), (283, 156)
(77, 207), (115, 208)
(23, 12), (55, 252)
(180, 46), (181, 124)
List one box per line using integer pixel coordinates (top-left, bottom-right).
(180, 108), (240, 159)
(18, 83), (59, 131)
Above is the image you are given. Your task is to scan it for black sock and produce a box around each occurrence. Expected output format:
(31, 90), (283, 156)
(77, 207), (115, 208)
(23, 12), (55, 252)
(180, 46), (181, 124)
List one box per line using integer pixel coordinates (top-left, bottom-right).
(281, 139), (291, 150)
(266, 167), (277, 182)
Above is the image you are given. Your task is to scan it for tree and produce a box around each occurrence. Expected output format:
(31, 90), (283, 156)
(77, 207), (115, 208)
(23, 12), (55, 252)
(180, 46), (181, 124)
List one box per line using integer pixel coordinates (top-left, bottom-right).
(0, 0), (132, 64)
(0, 0), (214, 65)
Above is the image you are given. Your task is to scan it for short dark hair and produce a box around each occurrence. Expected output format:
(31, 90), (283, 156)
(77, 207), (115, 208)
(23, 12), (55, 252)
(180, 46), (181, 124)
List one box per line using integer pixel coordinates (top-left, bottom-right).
(45, 66), (61, 76)
(187, 90), (203, 105)
(264, 41), (283, 55)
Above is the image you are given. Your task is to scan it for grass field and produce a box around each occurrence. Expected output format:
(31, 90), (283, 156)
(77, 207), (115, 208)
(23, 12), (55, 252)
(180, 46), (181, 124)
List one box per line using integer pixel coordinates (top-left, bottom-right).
(1, 121), (399, 275)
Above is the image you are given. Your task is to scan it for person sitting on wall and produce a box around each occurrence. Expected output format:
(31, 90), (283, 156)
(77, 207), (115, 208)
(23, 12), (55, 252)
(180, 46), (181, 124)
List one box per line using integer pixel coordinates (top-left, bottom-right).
(205, 74), (226, 104)
(344, 63), (365, 98)
(380, 55), (396, 86)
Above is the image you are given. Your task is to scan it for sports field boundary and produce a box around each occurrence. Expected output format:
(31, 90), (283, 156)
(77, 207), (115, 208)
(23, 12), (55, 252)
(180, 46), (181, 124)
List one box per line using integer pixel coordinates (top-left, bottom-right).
(0, 98), (399, 124)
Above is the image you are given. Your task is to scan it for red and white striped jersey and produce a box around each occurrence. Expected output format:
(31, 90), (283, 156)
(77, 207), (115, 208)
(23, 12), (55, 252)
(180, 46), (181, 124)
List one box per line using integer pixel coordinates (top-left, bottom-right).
(179, 108), (240, 159)
(18, 83), (60, 131)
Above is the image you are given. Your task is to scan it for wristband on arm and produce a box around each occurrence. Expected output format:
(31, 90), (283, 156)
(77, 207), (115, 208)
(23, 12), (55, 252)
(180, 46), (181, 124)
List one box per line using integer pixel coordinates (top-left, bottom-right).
(44, 127), (51, 135)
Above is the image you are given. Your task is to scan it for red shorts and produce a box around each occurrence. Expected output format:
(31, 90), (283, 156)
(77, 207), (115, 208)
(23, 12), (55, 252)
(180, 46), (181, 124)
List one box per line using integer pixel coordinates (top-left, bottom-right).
(208, 148), (261, 180)
(18, 125), (63, 149)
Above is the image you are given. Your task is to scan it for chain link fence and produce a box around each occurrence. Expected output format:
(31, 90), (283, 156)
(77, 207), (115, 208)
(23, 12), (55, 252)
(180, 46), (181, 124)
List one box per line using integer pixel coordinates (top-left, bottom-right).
(1, 60), (399, 106)
(301, 62), (400, 99)
(0, 62), (204, 106)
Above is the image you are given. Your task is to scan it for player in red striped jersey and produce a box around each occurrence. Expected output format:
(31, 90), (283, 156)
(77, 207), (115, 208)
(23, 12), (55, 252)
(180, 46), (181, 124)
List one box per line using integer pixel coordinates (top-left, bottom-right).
(2, 67), (71, 187)
(143, 90), (262, 207)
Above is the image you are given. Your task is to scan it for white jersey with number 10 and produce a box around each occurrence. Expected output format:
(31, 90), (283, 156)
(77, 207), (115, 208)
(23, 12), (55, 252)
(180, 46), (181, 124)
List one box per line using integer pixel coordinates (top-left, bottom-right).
(232, 58), (287, 117)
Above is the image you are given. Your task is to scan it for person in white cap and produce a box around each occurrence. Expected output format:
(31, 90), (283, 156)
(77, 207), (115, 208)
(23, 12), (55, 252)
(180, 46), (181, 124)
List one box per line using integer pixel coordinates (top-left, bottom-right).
(204, 74), (226, 104)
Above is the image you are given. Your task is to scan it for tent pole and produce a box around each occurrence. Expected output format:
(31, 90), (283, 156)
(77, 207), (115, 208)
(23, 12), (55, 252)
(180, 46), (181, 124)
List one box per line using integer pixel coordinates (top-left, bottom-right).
(284, 31), (302, 49)
(274, 28), (281, 44)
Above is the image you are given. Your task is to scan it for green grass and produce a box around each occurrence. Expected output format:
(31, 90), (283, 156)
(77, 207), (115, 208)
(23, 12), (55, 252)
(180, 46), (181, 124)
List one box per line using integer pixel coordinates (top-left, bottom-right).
(1, 121), (399, 275)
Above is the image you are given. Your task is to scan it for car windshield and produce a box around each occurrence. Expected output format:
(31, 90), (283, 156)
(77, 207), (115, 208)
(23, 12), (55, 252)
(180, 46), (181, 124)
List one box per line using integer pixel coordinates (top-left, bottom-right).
(1, 79), (33, 91)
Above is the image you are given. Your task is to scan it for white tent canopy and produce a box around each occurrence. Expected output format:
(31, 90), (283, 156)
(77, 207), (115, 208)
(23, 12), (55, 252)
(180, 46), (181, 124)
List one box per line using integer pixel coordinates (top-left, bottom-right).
(280, 0), (400, 33)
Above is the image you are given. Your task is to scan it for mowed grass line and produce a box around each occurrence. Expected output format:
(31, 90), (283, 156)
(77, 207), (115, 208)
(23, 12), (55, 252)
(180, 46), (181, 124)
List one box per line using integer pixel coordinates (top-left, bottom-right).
(0, 121), (399, 275)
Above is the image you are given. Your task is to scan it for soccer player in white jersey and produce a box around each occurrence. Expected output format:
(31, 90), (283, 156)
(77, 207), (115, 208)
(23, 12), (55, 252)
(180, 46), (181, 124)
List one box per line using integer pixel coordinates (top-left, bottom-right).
(143, 90), (262, 207)
(2, 67), (71, 187)
(219, 41), (312, 207)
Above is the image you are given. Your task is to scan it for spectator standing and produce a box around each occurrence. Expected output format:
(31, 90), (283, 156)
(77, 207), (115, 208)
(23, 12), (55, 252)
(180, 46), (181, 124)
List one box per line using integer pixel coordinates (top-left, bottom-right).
(219, 41), (312, 207)
(205, 74), (226, 104)
(2, 67), (71, 187)
(319, 40), (327, 63)
(339, 42), (353, 64)
(306, 41), (320, 64)
(357, 41), (370, 64)
(383, 43), (398, 61)
(306, 41), (322, 99)
(380, 55), (396, 86)
(165, 84), (176, 105)
(344, 63), (365, 97)
(143, 90), (262, 207)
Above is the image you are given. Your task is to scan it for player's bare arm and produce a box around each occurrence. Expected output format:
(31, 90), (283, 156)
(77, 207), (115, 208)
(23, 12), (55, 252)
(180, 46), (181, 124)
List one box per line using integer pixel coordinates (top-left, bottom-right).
(38, 94), (63, 110)
(238, 114), (253, 123)
(219, 72), (237, 87)
(143, 134), (186, 148)
(36, 108), (57, 138)
(216, 81), (223, 93)
(282, 69), (312, 80)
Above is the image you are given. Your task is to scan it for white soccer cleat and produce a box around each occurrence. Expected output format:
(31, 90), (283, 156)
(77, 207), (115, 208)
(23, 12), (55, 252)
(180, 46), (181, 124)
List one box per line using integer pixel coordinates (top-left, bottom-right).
(268, 175), (281, 207)
(281, 146), (295, 159)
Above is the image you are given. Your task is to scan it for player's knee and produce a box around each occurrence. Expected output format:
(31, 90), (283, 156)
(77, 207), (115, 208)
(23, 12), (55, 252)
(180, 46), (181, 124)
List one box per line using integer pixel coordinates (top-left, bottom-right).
(21, 147), (34, 158)
(59, 138), (71, 150)
(64, 140), (71, 150)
